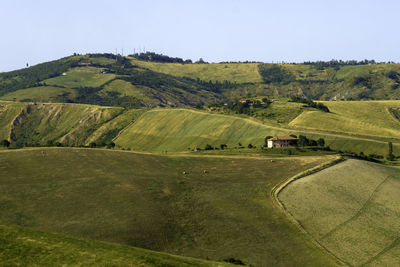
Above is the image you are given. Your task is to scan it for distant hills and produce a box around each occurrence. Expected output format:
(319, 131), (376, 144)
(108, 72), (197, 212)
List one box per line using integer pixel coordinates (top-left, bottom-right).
(1, 53), (400, 109)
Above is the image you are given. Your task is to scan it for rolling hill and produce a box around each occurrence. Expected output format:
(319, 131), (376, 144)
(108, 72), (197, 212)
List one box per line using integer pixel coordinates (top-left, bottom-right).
(0, 100), (399, 156)
(279, 159), (400, 266)
(290, 100), (400, 140)
(114, 108), (400, 156)
(0, 148), (339, 266)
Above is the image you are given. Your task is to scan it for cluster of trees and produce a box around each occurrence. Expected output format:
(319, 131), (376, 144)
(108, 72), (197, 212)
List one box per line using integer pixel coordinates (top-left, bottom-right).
(298, 135), (325, 147)
(289, 97), (330, 112)
(89, 141), (115, 149)
(208, 98), (271, 115)
(129, 52), (193, 64)
(258, 64), (295, 84)
(303, 59), (378, 70)
(204, 144), (228, 150)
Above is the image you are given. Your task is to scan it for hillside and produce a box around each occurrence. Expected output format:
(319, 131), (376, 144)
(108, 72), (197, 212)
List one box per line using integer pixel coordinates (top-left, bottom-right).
(2, 54), (400, 109)
(128, 55), (400, 101)
(290, 100), (400, 140)
(0, 100), (399, 156)
(279, 159), (400, 266)
(0, 54), (224, 108)
(0, 224), (231, 267)
(114, 108), (400, 156)
(0, 101), (130, 148)
(0, 148), (339, 266)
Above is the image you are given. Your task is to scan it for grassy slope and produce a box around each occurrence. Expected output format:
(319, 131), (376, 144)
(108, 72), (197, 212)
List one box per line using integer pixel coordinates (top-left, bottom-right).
(44, 67), (116, 88)
(0, 148), (338, 266)
(100, 79), (160, 107)
(130, 58), (262, 83)
(289, 100), (400, 140)
(279, 159), (400, 266)
(0, 224), (230, 267)
(114, 108), (400, 155)
(114, 108), (285, 151)
(0, 86), (77, 102)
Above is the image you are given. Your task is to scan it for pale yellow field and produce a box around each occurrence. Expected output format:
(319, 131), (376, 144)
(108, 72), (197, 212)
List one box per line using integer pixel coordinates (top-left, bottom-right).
(289, 100), (400, 140)
(130, 58), (262, 83)
(279, 159), (400, 266)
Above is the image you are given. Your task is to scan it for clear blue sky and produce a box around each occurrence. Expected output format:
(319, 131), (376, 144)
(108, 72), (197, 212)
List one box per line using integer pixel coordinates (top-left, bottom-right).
(1, 0), (399, 72)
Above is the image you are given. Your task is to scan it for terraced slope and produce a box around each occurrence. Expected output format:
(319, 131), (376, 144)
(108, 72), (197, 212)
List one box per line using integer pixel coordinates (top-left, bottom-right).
(0, 148), (339, 266)
(0, 224), (231, 267)
(279, 159), (400, 266)
(289, 100), (400, 140)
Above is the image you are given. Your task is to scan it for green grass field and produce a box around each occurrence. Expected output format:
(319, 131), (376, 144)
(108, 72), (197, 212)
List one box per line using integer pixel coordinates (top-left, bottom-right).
(279, 159), (400, 266)
(0, 86), (77, 102)
(0, 148), (339, 266)
(289, 100), (400, 140)
(0, 224), (232, 267)
(44, 67), (116, 88)
(130, 58), (262, 83)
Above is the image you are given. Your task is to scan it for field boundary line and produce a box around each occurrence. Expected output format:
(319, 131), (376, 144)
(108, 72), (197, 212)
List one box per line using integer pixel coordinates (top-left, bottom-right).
(270, 155), (349, 266)
(321, 174), (393, 240)
(360, 236), (400, 266)
(112, 109), (147, 142)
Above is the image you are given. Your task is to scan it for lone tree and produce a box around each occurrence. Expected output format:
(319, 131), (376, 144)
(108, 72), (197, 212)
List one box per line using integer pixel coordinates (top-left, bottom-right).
(387, 142), (395, 161)
(317, 138), (325, 147)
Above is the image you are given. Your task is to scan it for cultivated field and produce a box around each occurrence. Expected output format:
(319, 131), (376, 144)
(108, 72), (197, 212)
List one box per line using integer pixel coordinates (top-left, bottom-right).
(289, 100), (400, 140)
(0, 86), (77, 102)
(0, 148), (338, 266)
(114, 108), (290, 151)
(130, 58), (262, 83)
(44, 67), (116, 88)
(279, 159), (400, 266)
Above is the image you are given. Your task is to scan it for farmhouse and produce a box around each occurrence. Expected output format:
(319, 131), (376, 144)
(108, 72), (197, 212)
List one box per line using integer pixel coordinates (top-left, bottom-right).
(268, 136), (298, 148)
